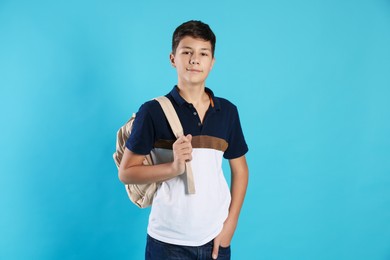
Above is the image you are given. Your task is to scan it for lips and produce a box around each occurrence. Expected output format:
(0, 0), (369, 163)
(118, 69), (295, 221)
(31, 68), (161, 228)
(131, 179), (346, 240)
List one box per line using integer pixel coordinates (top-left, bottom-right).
(186, 68), (202, 73)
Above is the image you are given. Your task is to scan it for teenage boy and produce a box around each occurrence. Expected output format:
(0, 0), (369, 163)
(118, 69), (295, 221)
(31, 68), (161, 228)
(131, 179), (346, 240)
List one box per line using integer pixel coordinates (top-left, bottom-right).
(119, 20), (249, 260)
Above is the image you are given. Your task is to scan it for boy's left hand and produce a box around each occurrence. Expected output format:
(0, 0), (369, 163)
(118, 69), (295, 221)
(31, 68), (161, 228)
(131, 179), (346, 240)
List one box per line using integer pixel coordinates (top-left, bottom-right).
(212, 217), (237, 259)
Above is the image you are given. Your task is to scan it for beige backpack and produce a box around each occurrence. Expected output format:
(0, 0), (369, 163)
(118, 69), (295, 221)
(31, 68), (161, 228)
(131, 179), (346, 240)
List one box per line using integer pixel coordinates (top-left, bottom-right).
(113, 96), (195, 208)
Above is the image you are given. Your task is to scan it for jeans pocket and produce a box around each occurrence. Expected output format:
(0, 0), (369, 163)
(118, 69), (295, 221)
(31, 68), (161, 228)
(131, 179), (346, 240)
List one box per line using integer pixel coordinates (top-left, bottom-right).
(218, 245), (231, 259)
(148, 235), (167, 246)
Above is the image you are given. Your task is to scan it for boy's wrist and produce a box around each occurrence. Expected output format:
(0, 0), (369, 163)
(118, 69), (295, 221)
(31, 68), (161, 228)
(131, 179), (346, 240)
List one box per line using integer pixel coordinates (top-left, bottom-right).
(168, 161), (184, 177)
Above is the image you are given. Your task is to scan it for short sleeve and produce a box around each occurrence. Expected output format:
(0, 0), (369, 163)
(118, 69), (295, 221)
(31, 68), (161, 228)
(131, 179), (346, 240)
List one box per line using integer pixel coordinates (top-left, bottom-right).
(223, 107), (248, 159)
(125, 103), (155, 155)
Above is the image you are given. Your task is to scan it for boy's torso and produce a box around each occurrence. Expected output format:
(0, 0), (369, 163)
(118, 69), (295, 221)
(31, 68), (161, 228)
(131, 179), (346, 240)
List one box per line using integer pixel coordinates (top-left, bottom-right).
(126, 86), (248, 246)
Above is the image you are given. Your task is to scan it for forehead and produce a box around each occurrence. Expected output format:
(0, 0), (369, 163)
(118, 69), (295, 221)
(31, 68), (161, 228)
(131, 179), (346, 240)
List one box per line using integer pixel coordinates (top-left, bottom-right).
(177, 36), (212, 50)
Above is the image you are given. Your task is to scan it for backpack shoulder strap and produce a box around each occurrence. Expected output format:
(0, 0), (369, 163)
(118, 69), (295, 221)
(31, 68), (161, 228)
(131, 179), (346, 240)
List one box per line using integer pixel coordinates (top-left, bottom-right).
(154, 96), (195, 194)
(154, 96), (184, 138)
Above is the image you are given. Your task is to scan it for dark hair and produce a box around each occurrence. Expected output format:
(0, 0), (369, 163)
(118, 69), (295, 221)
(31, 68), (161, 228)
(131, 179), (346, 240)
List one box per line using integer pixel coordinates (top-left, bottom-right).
(172, 20), (216, 57)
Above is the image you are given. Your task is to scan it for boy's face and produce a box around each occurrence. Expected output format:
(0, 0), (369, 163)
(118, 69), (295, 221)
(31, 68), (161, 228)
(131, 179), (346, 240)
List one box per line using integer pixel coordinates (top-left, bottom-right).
(170, 36), (215, 87)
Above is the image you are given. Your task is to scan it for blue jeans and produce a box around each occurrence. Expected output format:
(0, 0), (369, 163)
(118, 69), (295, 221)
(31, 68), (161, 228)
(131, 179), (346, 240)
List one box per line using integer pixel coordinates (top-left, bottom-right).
(145, 235), (231, 260)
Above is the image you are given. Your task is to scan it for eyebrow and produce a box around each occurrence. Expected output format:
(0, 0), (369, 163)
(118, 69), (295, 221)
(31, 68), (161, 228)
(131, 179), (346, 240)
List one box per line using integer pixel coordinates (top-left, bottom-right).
(180, 46), (212, 52)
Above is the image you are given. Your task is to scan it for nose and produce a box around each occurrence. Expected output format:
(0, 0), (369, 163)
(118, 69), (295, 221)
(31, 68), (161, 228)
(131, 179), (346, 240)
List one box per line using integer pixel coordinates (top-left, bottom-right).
(189, 54), (200, 65)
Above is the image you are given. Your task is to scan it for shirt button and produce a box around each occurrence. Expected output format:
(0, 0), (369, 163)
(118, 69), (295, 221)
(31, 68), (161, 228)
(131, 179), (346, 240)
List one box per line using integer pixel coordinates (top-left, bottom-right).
(193, 112), (197, 116)
(198, 122), (201, 126)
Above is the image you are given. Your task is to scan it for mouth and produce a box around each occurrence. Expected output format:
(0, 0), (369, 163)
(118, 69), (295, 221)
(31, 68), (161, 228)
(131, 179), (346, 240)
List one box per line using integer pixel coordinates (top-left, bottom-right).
(186, 68), (202, 73)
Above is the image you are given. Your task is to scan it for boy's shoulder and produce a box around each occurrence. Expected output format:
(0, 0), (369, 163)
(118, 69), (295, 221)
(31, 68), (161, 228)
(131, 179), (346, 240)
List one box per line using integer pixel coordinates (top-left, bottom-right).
(137, 99), (161, 113)
(215, 96), (235, 106)
(212, 95), (238, 113)
(201, 86), (239, 112)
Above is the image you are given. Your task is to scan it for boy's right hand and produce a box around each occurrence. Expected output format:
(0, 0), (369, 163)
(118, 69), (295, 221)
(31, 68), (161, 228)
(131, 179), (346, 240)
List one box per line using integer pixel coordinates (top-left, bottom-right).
(171, 134), (193, 176)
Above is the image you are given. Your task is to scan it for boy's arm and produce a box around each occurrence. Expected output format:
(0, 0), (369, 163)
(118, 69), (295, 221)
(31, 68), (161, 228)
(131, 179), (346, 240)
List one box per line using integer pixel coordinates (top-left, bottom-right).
(212, 155), (249, 259)
(118, 135), (193, 184)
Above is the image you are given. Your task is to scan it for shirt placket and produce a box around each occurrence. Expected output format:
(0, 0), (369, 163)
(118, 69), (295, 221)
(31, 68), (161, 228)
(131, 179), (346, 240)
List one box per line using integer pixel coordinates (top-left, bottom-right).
(187, 104), (203, 130)
(187, 103), (215, 134)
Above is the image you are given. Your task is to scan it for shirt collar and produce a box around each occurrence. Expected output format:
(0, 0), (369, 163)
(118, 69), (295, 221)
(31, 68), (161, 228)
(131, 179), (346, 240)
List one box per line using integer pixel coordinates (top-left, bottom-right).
(169, 85), (221, 111)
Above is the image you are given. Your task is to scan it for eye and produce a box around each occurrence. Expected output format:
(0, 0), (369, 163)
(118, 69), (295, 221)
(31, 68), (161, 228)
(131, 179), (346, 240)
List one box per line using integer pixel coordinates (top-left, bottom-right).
(201, 53), (208, 56)
(182, 51), (192, 55)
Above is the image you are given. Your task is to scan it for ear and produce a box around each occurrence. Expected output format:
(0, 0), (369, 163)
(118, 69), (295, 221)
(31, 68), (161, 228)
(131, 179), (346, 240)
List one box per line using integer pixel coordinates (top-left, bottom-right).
(169, 53), (176, 68)
(210, 57), (216, 71)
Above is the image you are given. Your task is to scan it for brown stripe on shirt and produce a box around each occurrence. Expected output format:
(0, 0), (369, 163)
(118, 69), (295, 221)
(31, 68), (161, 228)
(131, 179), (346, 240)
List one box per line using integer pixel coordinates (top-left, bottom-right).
(154, 135), (228, 152)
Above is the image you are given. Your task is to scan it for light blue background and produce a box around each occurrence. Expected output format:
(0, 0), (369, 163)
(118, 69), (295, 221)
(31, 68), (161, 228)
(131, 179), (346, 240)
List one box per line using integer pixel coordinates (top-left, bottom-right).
(1, 0), (390, 259)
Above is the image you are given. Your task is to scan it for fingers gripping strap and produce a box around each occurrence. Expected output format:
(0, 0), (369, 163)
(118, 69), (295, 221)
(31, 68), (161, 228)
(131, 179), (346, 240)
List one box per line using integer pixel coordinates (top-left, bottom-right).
(154, 96), (196, 194)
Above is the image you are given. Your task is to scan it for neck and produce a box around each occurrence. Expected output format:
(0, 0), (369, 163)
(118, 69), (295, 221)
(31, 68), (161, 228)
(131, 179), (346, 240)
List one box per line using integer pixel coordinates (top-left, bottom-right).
(176, 82), (207, 105)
